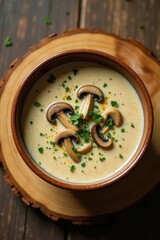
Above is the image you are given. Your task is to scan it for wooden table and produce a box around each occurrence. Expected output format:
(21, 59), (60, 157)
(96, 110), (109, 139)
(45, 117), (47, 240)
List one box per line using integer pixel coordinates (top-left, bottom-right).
(0, 0), (160, 239)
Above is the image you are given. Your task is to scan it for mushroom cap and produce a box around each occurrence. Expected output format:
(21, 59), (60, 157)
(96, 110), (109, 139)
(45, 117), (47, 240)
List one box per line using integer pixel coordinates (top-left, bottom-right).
(77, 85), (104, 102)
(55, 129), (79, 145)
(91, 123), (112, 149)
(102, 108), (123, 127)
(46, 102), (74, 122)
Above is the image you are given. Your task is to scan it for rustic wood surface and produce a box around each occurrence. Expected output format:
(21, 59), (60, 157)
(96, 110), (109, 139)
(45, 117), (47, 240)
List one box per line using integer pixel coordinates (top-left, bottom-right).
(0, 0), (160, 239)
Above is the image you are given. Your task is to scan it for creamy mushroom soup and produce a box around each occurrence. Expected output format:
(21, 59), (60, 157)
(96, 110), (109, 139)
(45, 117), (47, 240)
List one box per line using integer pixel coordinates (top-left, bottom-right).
(22, 62), (144, 183)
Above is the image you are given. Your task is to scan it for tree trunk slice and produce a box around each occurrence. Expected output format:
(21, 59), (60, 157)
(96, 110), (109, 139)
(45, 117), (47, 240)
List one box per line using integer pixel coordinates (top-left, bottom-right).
(0, 29), (160, 224)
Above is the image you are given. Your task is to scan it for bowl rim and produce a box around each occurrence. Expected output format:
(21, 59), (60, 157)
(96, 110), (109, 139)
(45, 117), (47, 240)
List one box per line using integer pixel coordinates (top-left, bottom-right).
(11, 49), (153, 191)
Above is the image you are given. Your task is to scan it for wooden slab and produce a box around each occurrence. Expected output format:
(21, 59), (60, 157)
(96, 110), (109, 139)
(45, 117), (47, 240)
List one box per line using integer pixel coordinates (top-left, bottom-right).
(0, 29), (160, 224)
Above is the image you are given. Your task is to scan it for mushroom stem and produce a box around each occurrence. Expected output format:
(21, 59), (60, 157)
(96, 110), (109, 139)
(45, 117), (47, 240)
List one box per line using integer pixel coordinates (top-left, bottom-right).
(91, 123), (112, 149)
(77, 142), (93, 154)
(57, 112), (81, 132)
(79, 94), (94, 120)
(101, 126), (110, 135)
(64, 138), (81, 163)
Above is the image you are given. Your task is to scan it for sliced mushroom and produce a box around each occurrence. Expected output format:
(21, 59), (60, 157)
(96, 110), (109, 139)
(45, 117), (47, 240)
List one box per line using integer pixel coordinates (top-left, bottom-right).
(55, 129), (81, 163)
(77, 142), (93, 154)
(46, 102), (80, 132)
(100, 108), (123, 135)
(91, 123), (112, 149)
(77, 85), (104, 120)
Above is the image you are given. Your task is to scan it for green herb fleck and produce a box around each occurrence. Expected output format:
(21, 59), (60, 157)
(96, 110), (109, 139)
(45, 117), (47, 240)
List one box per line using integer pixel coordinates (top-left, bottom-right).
(131, 123), (135, 128)
(73, 69), (78, 76)
(103, 83), (107, 88)
(70, 114), (82, 125)
(4, 37), (13, 47)
(107, 132), (112, 139)
(38, 147), (44, 154)
(111, 100), (119, 108)
(93, 112), (103, 123)
(75, 99), (78, 103)
(75, 106), (79, 111)
(105, 118), (114, 130)
(81, 162), (86, 168)
(100, 157), (106, 161)
(50, 141), (55, 146)
(65, 87), (70, 92)
(68, 76), (72, 80)
(47, 74), (56, 83)
(79, 129), (91, 143)
(34, 101), (41, 107)
(119, 154), (123, 159)
(44, 16), (52, 25)
(121, 128), (125, 132)
(70, 165), (76, 172)
(66, 95), (72, 100)
(119, 144), (122, 148)
(139, 24), (145, 30)
(63, 152), (68, 157)
(72, 146), (77, 152)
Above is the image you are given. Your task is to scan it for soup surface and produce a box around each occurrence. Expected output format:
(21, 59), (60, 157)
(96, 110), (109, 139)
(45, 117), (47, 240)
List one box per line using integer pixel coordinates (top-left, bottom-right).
(22, 62), (144, 183)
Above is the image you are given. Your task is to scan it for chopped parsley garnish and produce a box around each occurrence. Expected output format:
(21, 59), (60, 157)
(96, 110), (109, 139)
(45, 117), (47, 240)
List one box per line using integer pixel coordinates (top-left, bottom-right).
(50, 141), (55, 146)
(119, 144), (122, 148)
(63, 152), (68, 157)
(131, 123), (135, 128)
(139, 24), (145, 30)
(68, 76), (72, 80)
(70, 165), (76, 172)
(100, 157), (106, 161)
(34, 101), (41, 107)
(65, 87), (70, 92)
(73, 69), (78, 76)
(107, 132), (112, 139)
(119, 154), (123, 159)
(47, 74), (56, 83)
(103, 83), (107, 88)
(79, 129), (91, 143)
(111, 100), (119, 108)
(44, 16), (52, 25)
(38, 147), (44, 154)
(93, 112), (103, 123)
(4, 37), (13, 47)
(75, 106), (79, 111)
(121, 128), (125, 132)
(105, 118), (114, 130)
(66, 95), (72, 100)
(81, 162), (86, 168)
(70, 114), (82, 125)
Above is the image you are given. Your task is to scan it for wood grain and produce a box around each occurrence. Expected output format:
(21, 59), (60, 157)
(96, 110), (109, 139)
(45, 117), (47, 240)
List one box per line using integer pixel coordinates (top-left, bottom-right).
(0, 29), (160, 223)
(0, 0), (80, 239)
(0, 0), (160, 239)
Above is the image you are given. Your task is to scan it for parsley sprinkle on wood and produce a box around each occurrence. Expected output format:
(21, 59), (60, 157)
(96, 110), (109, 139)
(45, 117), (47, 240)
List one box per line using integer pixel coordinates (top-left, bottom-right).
(44, 16), (52, 25)
(4, 37), (13, 47)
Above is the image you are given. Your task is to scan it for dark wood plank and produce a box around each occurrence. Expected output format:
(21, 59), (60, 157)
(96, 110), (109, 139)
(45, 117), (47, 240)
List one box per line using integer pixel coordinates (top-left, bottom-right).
(0, 0), (79, 239)
(24, 207), (67, 240)
(80, 0), (160, 58)
(0, 165), (26, 240)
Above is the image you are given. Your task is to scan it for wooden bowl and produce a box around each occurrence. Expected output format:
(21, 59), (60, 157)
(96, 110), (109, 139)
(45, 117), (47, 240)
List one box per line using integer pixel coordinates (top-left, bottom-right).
(11, 49), (153, 191)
